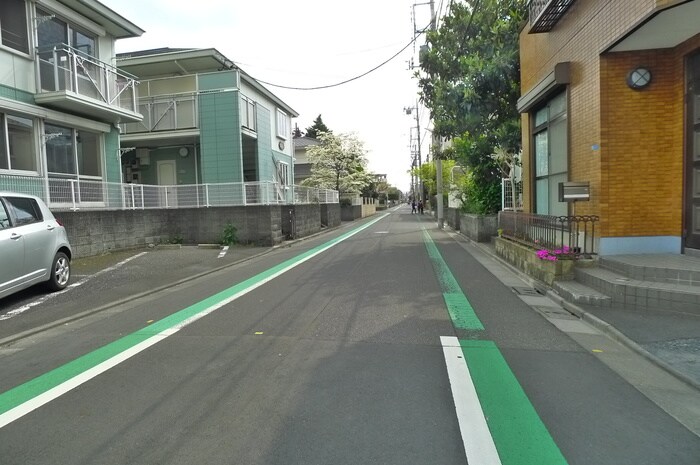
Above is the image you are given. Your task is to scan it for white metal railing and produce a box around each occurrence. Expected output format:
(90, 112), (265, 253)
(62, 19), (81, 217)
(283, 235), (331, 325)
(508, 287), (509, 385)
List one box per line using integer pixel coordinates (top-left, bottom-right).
(36, 44), (138, 113)
(0, 174), (338, 211)
(120, 92), (198, 134)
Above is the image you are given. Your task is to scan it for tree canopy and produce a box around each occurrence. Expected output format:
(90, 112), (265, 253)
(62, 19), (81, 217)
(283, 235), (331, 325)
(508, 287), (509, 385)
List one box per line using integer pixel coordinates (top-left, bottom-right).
(301, 132), (373, 193)
(417, 0), (525, 214)
(304, 114), (331, 139)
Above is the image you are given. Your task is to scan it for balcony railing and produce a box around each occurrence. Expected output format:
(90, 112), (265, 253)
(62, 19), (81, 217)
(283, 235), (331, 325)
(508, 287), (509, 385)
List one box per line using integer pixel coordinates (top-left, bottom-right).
(528, 0), (576, 33)
(499, 211), (598, 257)
(35, 44), (139, 121)
(121, 92), (198, 134)
(0, 174), (339, 211)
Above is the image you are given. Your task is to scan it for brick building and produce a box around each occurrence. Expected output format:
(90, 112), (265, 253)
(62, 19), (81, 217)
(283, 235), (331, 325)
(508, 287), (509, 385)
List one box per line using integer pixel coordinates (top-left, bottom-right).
(518, 0), (700, 255)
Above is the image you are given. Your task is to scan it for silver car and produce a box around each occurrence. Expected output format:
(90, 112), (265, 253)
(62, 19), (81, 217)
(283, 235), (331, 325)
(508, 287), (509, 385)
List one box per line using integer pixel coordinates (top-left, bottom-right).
(0, 192), (72, 300)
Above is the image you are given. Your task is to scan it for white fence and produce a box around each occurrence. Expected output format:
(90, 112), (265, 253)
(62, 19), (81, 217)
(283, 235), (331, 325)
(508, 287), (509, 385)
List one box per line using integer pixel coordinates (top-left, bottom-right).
(0, 175), (338, 211)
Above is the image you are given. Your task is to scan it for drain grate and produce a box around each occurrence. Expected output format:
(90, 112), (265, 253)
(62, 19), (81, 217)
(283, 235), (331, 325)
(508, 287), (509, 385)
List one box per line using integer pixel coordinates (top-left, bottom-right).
(511, 286), (543, 296)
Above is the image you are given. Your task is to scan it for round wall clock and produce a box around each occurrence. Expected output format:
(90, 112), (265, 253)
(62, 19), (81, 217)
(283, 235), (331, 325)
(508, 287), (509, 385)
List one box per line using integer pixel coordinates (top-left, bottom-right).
(627, 67), (652, 90)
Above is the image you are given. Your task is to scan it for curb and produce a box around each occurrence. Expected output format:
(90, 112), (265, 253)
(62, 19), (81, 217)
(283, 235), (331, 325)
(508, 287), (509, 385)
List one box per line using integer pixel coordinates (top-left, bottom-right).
(552, 293), (700, 392)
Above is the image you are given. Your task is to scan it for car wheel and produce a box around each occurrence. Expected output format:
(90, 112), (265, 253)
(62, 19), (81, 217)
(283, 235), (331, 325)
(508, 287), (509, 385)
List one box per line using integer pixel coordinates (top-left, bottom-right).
(46, 251), (71, 291)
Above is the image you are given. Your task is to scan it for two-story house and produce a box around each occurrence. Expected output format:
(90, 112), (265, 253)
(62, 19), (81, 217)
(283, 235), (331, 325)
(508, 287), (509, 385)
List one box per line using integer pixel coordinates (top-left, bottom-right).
(117, 47), (299, 205)
(0, 0), (143, 207)
(292, 135), (320, 185)
(518, 0), (700, 255)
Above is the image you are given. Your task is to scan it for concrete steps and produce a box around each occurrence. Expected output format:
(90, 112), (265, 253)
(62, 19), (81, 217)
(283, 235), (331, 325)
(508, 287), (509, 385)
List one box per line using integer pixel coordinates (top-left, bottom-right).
(553, 255), (700, 315)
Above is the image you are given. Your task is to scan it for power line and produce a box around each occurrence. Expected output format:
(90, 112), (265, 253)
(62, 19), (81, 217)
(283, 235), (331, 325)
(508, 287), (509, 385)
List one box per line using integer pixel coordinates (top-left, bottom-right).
(253, 24), (431, 91)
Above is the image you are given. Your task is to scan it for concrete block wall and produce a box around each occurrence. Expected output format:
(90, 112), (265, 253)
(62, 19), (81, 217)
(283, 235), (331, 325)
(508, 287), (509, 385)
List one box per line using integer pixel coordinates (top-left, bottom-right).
(281, 204), (322, 239)
(59, 205), (286, 258)
(445, 207), (461, 231)
(460, 213), (498, 243)
(321, 204), (341, 228)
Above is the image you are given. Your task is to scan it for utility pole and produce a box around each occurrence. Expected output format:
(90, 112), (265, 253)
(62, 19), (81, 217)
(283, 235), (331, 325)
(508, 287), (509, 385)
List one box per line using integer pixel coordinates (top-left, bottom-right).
(405, 104), (422, 202)
(430, 0), (444, 229)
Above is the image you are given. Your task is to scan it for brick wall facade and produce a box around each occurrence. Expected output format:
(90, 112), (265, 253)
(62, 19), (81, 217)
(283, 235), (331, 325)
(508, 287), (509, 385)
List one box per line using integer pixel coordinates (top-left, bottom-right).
(520, 0), (700, 247)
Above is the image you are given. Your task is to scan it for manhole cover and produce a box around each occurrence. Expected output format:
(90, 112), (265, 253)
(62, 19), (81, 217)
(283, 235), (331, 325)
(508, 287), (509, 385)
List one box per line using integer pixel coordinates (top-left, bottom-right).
(512, 286), (543, 296)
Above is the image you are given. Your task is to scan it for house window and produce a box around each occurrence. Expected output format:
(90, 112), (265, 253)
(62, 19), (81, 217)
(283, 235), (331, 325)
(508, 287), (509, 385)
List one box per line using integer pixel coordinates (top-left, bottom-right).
(241, 95), (256, 131)
(36, 7), (96, 57)
(0, 0), (29, 54)
(276, 109), (289, 139)
(277, 161), (289, 186)
(0, 113), (37, 173)
(532, 91), (568, 216)
(45, 123), (101, 179)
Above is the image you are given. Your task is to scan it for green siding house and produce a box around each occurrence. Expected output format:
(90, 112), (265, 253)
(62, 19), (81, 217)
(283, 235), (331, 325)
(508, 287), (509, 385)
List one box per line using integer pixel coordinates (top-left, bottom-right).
(117, 48), (299, 204)
(0, 0), (144, 207)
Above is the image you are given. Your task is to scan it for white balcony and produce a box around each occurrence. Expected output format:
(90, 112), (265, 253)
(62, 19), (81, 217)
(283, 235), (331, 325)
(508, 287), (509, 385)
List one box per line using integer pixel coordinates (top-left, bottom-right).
(34, 44), (143, 124)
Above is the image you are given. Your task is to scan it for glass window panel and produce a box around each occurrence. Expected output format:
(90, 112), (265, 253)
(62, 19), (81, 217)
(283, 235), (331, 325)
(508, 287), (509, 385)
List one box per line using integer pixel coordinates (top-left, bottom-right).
(550, 92), (566, 118)
(276, 109), (288, 139)
(535, 178), (549, 214)
(689, 53), (700, 85)
(45, 124), (75, 175)
(77, 130), (100, 177)
(37, 9), (68, 47)
(549, 117), (568, 174)
(0, 202), (9, 229)
(0, 114), (7, 170)
(535, 131), (548, 176)
(0, 0), (29, 54)
(6, 197), (41, 225)
(7, 114), (36, 171)
(535, 107), (548, 126)
(549, 173), (569, 216)
(73, 28), (95, 57)
(248, 100), (256, 130)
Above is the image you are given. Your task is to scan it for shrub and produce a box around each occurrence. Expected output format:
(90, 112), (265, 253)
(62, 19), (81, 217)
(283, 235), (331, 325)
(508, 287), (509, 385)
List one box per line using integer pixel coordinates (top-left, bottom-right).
(220, 223), (238, 246)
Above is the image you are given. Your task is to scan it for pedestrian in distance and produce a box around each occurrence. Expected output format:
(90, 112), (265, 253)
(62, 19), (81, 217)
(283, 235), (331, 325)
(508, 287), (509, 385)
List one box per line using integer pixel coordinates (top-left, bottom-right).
(411, 200), (417, 214)
(418, 200), (424, 214)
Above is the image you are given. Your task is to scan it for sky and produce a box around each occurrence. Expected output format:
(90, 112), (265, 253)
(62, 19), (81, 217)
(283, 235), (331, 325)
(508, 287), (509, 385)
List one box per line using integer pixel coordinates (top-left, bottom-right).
(99, 0), (442, 193)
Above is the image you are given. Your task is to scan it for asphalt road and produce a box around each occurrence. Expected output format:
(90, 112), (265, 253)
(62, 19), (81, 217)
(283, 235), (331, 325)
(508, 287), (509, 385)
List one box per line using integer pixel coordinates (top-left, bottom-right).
(1, 207), (698, 464)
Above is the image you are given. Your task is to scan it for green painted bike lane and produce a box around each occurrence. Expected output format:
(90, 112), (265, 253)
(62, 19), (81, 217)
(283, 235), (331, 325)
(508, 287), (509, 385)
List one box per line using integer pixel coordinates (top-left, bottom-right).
(0, 214), (389, 427)
(423, 228), (569, 465)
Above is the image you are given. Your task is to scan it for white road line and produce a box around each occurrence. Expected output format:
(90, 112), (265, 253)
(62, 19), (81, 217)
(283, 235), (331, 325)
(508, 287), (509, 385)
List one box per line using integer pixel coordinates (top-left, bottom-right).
(217, 246), (229, 258)
(441, 336), (502, 465)
(0, 252), (148, 321)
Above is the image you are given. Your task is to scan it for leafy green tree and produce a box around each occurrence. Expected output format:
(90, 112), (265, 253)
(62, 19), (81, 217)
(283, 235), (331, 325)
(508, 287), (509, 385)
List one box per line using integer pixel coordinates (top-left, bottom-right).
(411, 159), (456, 200)
(387, 187), (401, 201)
(417, 0), (526, 214)
(301, 132), (373, 193)
(305, 114), (331, 139)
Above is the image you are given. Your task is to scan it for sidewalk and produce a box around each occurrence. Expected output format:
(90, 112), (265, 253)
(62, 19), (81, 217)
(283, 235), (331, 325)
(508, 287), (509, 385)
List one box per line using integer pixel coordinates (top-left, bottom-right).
(464, 237), (700, 391)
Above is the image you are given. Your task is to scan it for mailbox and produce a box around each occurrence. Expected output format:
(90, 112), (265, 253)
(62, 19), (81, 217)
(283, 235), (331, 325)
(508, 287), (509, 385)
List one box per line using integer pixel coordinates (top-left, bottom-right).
(558, 181), (590, 202)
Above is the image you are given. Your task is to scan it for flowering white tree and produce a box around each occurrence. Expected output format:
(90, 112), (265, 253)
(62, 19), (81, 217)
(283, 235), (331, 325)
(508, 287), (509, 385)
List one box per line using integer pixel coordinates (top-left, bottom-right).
(301, 132), (374, 193)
